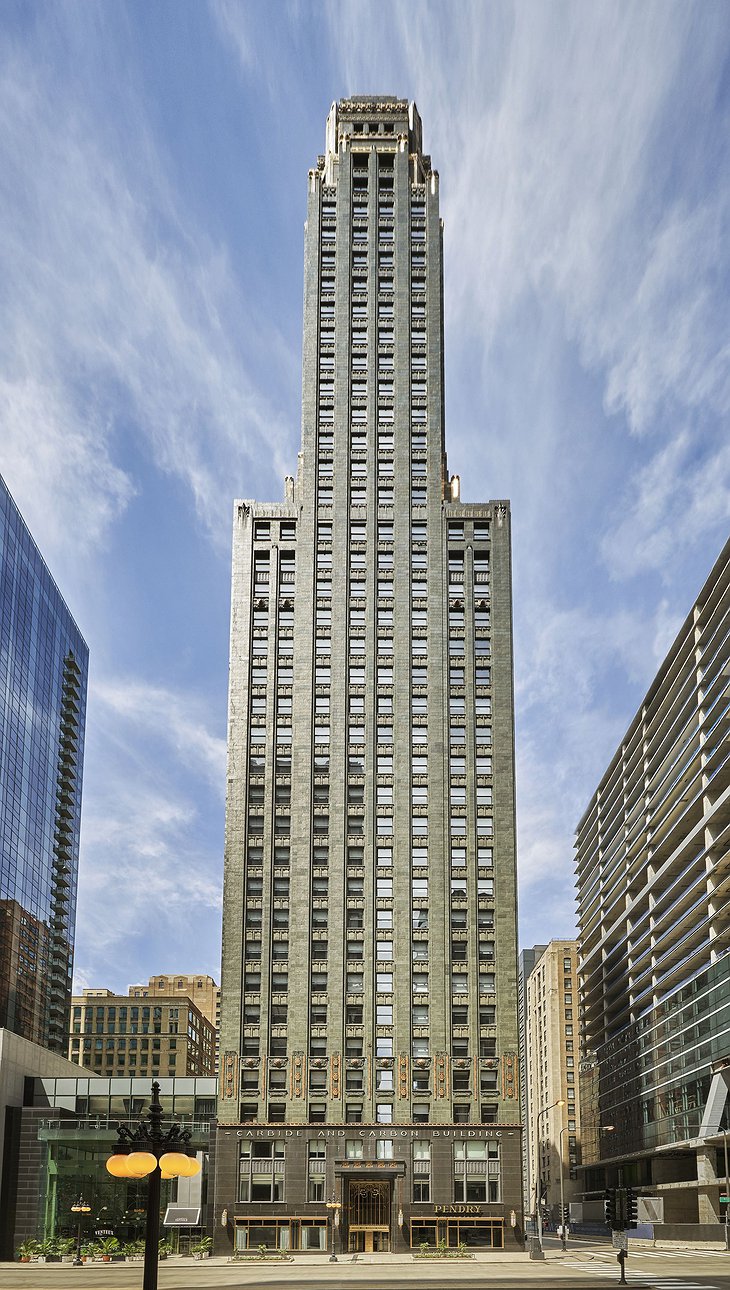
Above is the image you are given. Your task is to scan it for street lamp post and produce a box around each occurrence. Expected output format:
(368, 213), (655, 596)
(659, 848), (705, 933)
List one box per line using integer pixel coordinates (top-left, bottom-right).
(325, 1197), (341, 1261)
(601, 1123), (616, 1196)
(558, 1126), (569, 1250)
(104, 1081), (201, 1290)
(531, 1098), (565, 1259)
(70, 1195), (91, 1266)
(723, 1129), (729, 1251)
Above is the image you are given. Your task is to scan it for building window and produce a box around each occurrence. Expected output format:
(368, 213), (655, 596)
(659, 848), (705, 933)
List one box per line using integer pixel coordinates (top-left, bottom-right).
(239, 1140), (285, 1203)
(413, 1139), (431, 1200)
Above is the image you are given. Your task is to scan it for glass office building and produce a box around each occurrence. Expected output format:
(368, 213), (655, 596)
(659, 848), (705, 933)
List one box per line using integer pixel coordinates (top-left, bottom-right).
(0, 476), (88, 1051)
(215, 98), (521, 1255)
(577, 538), (730, 1230)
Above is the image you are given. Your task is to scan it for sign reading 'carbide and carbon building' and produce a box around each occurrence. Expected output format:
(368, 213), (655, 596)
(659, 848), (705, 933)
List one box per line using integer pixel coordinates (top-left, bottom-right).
(215, 97), (521, 1255)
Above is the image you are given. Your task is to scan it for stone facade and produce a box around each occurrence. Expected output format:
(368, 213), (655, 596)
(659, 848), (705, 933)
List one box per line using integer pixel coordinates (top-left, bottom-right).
(524, 941), (581, 1221)
(216, 96), (521, 1254)
(0, 1029), (94, 1259)
(67, 987), (216, 1078)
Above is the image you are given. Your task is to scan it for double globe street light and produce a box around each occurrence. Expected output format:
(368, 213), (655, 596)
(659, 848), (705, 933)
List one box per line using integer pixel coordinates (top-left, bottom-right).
(105, 1081), (201, 1290)
(70, 1195), (91, 1266)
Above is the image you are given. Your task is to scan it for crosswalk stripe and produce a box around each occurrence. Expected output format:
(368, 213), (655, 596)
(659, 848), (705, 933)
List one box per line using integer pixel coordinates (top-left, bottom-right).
(629, 1248), (726, 1257)
(566, 1249), (726, 1262)
(560, 1261), (721, 1287)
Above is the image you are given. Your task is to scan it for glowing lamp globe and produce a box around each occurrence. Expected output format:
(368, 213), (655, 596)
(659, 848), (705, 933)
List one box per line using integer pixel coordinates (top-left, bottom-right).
(106, 1154), (132, 1178)
(125, 1151), (157, 1177)
(160, 1151), (200, 1178)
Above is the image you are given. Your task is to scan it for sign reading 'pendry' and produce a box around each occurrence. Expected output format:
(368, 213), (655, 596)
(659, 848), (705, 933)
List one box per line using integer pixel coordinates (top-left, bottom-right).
(433, 1205), (484, 1215)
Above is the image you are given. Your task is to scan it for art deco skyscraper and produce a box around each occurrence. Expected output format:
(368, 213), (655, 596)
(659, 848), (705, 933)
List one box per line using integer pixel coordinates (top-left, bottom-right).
(216, 98), (521, 1255)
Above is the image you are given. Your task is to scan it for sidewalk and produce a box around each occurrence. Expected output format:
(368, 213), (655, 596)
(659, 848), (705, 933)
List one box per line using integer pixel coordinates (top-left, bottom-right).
(223, 1250), (535, 1264)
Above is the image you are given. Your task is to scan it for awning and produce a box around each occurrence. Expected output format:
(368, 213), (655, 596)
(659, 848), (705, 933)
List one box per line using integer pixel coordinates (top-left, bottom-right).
(163, 1206), (201, 1226)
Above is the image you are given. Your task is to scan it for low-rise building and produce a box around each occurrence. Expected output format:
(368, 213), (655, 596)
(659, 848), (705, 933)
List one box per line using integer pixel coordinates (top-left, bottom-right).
(67, 987), (216, 1079)
(11, 1075), (215, 1256)
(0, 1029), (95, 1260)
(128, 974), (220, 1072)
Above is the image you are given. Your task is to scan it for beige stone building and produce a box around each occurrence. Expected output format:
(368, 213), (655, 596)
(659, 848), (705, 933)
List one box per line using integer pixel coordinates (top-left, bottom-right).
(525, 941), (581, 1223)
(129, 974), (220, 1031)
(68, 986), (216, 1078)
(129, 974), (220, 1072)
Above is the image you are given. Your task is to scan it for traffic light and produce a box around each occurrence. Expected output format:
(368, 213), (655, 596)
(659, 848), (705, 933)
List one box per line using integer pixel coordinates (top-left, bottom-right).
(604, 1188), (615, 1228)
(562, 1206), (570, 1224)
(626, 1186), (638, 1228)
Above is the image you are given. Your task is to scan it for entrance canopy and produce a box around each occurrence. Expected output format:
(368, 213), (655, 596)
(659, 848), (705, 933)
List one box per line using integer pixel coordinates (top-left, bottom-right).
(163, 1207), (201, 1226)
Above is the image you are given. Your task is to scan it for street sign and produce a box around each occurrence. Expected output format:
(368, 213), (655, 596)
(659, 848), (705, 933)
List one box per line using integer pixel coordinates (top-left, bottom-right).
(612, 1230), (629, 1251)
(637, 1196), (664, 1223)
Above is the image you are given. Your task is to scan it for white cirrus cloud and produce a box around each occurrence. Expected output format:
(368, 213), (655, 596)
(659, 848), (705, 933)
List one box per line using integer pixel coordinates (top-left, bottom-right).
(0, 16), (295, 571)
(75, 781), (222, 990)
(93, 677), (227, 795)
(73, 673), (225, 990)
(604, 430), (730, 583)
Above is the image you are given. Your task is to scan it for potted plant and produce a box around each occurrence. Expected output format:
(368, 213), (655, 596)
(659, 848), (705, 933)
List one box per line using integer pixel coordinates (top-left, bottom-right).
(96, 1236), (120, 1262)
(57, 1236), (76, 1262)
(158, 1238), (172, 1261)
(191, 1236), (213, 1260)
(36, 1237), (60, 1263)
(15, 1239), (40, 1263)
(123, 1239), (145, 1261)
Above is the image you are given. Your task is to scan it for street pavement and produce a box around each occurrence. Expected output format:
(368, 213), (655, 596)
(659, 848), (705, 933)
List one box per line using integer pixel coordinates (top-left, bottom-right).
(2, 1240), (730, 1290)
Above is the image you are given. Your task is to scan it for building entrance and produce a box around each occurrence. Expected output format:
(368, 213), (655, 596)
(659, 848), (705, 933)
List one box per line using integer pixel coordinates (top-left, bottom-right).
(346, 1179), (391, 1253)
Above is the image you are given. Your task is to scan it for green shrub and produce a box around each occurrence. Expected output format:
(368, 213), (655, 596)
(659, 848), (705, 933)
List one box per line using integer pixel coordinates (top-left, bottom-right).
(16, 1239), (40, 1260)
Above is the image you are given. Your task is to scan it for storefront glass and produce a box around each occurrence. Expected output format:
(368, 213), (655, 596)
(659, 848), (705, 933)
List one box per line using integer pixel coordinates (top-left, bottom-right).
(409, 1218), (504, 1248)
(234, 1219), (327, 1251)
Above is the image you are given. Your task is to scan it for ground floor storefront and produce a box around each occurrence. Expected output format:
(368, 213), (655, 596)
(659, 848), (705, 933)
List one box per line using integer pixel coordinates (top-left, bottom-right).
(213, 1123), (523, 1255)
(231, 1211), (506, 1253)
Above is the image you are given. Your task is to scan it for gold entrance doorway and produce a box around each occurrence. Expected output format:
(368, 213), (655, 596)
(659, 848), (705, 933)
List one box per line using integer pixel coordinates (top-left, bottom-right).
(347, 1179), (391, 1253)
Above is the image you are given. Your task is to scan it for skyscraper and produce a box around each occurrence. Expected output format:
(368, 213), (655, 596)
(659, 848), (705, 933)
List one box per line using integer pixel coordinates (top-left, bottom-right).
(576, 537), (730, 1232)
(518, 944), (546, 1217)
(216, 98), (521, 1255)
(524, 942), (581, 1224)
(0, 476), (88, 1051)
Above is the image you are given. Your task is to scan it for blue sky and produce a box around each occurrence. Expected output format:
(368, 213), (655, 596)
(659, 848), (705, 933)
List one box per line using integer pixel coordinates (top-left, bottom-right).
(1, 1), (728, 991)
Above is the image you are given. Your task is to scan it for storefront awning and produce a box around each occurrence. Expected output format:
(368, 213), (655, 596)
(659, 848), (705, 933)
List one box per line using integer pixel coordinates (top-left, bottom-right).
(163, 1206), (201, 1226)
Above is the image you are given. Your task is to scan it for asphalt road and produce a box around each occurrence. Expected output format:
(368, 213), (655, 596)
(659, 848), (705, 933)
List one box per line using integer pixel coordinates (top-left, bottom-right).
(2, 1243), (730, 1290)
(0, 1276), (701, 1290)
